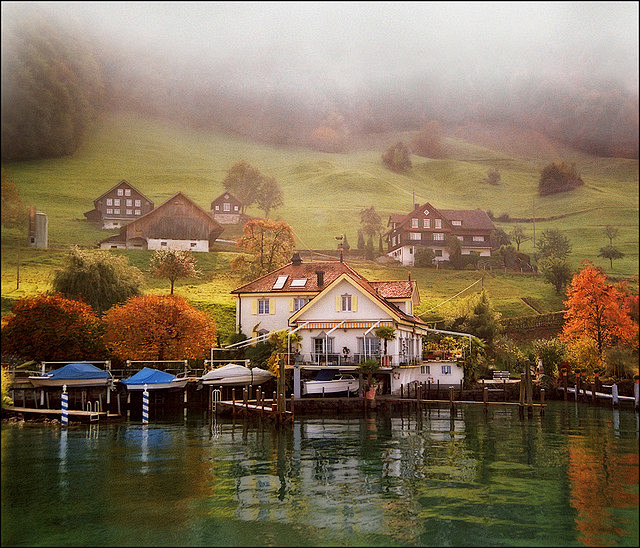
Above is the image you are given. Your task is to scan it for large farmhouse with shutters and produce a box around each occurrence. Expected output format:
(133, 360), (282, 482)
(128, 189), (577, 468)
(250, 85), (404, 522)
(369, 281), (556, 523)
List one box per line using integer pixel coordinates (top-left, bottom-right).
(84, 180), (154, 229)
(386, 202), (497, 266)
(98, 191), (223, 251)
(231, 254), (465, 394)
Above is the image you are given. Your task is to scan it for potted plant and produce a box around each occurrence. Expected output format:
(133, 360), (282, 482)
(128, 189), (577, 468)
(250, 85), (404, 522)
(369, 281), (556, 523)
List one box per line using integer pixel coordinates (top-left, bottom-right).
(374, 326), (396, 366)
(359, 358), (381, 400)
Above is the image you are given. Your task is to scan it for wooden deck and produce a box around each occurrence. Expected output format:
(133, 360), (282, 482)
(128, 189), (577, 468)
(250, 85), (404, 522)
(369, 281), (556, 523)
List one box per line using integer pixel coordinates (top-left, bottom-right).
(2, 406), (121, 422)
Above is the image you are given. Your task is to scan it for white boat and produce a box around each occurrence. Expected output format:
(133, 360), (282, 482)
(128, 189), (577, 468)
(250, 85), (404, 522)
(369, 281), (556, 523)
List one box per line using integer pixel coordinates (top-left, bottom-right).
(29, 362), (112, 388)
(302, 369), (359, 396)
(120, 367), (189, 391)
(199, 363), (273, 386)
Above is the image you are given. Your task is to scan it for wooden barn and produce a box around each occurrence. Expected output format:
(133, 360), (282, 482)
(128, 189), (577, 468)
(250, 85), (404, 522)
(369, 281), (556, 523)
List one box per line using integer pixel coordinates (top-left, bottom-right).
(98, 192), (224, 252)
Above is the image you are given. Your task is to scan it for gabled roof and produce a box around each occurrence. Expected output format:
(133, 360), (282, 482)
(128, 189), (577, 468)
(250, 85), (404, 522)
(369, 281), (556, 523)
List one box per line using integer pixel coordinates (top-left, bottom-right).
(369, 280), (416, 300)
(127, 191), (221, 230)
(231, 260), (366, 294)
(211, 192), (242, 205)
(92, 179), (154, 207)
(389, 202), (495, 232)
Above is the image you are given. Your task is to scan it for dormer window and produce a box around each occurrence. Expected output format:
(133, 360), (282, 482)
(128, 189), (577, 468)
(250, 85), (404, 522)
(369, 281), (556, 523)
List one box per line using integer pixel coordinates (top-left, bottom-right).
(452, 220), (462, 226)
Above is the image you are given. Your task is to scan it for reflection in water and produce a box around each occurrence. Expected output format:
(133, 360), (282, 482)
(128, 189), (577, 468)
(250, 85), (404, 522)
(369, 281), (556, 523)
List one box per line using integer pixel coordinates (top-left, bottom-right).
(1, 402), (638, 547)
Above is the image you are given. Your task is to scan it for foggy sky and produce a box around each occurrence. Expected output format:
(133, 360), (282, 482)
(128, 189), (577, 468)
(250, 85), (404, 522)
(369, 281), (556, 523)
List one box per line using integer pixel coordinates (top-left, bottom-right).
(4, 1), (639, 95)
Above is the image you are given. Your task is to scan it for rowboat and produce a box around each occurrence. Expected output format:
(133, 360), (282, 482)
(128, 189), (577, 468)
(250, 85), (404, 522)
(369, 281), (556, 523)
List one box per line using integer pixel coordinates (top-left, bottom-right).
(120, 367), (189, 391)
(199, 363), (273, 386)
(29, 362), (112, 388)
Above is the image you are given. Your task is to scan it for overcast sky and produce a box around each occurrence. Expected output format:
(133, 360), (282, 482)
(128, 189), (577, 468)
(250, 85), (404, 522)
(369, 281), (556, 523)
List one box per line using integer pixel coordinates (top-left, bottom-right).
(5, 1), (639, 94)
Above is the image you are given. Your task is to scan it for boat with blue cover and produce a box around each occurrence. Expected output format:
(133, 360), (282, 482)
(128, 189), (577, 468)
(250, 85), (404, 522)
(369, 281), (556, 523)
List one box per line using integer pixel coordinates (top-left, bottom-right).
(28, 362), (112, 388)
(120, 367), (189, 391)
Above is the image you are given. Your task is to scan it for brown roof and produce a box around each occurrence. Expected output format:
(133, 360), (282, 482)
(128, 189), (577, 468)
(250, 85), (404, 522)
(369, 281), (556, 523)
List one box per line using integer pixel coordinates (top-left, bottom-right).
(437, 208), (495, 231)
(369, 280), (416, 299)
(231, 261), (365, 294)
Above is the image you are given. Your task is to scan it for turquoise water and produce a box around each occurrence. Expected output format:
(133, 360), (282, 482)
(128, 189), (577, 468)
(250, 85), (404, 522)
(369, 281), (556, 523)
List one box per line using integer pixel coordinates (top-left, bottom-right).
(1, 402), (638, 547)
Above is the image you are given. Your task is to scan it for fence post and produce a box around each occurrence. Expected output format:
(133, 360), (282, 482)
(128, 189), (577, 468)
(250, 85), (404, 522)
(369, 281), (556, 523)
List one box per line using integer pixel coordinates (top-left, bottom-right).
(61, 384), (68, 426)
(142, 384), (149, 424)
(612, 384), (619, 408)
(483, 386), (488, 413)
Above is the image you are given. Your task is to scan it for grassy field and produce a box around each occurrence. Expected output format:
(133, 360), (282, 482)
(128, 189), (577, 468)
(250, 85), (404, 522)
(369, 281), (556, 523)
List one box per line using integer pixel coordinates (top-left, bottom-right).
(1, 111), (637, 342)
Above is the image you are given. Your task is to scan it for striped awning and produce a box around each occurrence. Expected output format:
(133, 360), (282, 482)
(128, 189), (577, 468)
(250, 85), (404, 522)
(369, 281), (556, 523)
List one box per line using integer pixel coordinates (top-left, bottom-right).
(297, 321), (394, 330)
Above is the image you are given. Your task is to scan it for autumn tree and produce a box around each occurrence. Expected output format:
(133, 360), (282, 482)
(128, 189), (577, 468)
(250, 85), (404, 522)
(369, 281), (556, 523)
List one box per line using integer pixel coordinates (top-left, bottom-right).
(52, 246), (143, 314)
(149, 249), (201, 294)
(411, 120), (445, 158)
(103, 295), (216, 361)
(538, 161), (584, 196)
(382, 141), (412, 172)
(232, 218), (295, 280)
(1, 293), (107, 362)
(308, 112), (348, 153)
(560, 263), (638, 362)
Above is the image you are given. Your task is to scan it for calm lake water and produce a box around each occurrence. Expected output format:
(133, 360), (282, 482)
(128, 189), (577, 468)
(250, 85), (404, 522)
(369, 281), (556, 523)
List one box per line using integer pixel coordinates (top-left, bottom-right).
(1, 401), (638, 547)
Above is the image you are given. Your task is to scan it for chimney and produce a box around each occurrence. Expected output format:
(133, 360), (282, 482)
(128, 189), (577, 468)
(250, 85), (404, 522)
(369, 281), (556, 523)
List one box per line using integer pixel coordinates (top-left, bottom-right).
(291, 252), (302, 266)
(315, 270), (325, 287)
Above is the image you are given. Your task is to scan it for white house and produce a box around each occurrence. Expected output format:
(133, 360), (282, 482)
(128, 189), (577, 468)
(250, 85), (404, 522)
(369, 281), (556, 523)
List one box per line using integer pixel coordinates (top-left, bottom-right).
(230, 254), (464, 396)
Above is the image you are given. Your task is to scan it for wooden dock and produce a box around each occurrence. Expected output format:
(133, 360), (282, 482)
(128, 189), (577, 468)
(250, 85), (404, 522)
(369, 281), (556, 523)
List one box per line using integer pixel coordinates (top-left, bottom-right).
(2, 406), (121, 422)
(212, 399), (294, 421)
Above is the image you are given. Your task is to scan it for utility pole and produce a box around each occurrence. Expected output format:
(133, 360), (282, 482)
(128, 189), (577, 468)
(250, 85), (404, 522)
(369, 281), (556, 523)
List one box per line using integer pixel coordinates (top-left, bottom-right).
(532, 196), (536, 250)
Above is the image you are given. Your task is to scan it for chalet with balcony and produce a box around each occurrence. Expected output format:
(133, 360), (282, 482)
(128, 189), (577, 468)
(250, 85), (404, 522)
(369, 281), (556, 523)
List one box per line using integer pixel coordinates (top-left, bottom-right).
(98, 191), (224, 251)
(230, 254), (465, 395)
(211, 192), (243, 224)
(386, 202), (496, 266)
(84, 180), (154, 229)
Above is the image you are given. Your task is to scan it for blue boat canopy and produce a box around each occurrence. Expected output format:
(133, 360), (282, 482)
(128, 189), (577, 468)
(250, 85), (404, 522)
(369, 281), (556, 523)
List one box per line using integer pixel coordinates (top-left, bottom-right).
(314, 369), (339, 381)
(121, 367), (177, 385)
(47, 363), (110, 380)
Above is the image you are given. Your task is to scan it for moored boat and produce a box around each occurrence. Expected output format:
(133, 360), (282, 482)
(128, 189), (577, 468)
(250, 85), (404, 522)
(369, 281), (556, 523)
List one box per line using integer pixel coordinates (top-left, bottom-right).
(302, 368), (359, 396)
(29, 362), (112, 388)
(199, 363), (273, 386)
(120, 367), (189, 391)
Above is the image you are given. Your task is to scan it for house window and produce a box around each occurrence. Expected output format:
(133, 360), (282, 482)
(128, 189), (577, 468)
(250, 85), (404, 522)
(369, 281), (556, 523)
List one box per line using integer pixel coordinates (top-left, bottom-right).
(161, 241), (167, 247)
(473, 236), (485, 242)
(258, 299), (270, 315)
(423, 219), (430, 228)
(357, 336), (380, 356)
(411, 218), (419, 228)
(435, 219), (442, 229)
(126, 199), (133, 207)
(452, 220), (462, 226)
(294, 297), (309, 311)
(433, 233), (444, 241)
(420, 365), (431, 374)
(126, 209), (133, 215)
(135, 200), (141, 207)
(409, 232), (421, 240)
(434, 249), (443, 257)
(106, 208), (113, 215)
(441, 365), (452, 375)
(313, 336), (334, 356)
(110, 245), (118, 249)
(223, 202), (231, 212)
(341, 294), (352, 311)
(125, 189), (131, 196)
(114, 199), (120, 206)
(113, 209), (120, 215)
(215, 205), (220, 211)
(234, 206), (239, 211)
(117, 189), (123, 196)
(135, 210), (141, 215)
(106, 198), (113, 206)
(457, 235), (464, 241)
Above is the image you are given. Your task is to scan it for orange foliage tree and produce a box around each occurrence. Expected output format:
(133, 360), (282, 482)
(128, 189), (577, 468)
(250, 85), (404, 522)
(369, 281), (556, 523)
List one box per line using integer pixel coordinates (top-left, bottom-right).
(1, 293), (107, 362)
(103, 295), (216, 361)
(232, 218), (295, 280)
(560, 263), (637, 362)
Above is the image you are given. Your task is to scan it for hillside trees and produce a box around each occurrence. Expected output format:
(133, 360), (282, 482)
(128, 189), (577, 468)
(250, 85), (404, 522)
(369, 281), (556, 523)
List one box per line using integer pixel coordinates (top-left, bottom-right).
(510, 226), (529, 251)
(538, 161), (584, 196)
(560, 263), (637, 366)
(309, 112), (349, 153)
(52, 246), (143, 314)
(1, 293), (107, 362)
(536, 227), (573, 294)
(360, 206), (382, 239)
(221, 160), (283, 217)
(150, 249), (201, 295)
(103, 295), (216, 361)
(1, 170), (27, 230)
(411, 120), (445, 158)
(232, 219), (295, 280)
(598, 226), (625, 269)
(382, 141), (412, 172)
(1, 5), (104, 161)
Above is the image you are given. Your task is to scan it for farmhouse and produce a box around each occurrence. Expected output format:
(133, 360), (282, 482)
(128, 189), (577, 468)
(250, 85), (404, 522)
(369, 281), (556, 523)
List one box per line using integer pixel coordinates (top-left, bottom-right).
(98, 191), (224, 251)
(211, 192), (243, 224)
(84, 180), (154, 229)
(231, 253), (464, 395)
(386, 202), (497, 266)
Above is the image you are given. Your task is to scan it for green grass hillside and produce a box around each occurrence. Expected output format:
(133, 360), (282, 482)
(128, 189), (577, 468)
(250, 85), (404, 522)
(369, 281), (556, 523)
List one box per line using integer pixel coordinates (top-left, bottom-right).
(1, 111), (637, 341)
